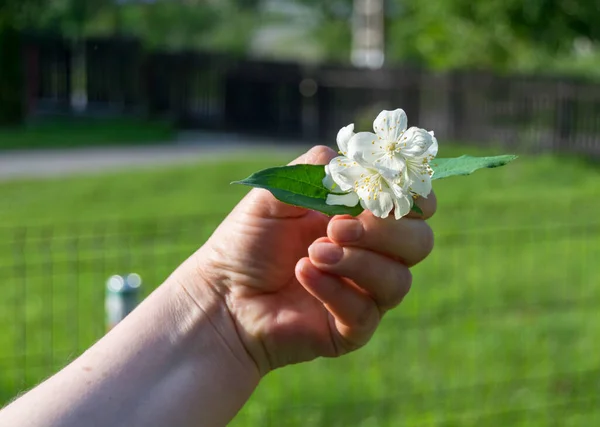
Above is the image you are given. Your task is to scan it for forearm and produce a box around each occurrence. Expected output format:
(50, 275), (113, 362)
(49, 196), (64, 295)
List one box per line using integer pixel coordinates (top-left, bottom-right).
(0, 276), (260, 427)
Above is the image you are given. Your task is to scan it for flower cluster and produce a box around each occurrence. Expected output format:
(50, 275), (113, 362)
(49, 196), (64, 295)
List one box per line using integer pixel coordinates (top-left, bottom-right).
(323, 109), (438, 219)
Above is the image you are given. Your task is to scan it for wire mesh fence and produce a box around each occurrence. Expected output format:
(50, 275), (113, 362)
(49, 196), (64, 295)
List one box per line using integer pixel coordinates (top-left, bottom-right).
(0, 208), (598, 426)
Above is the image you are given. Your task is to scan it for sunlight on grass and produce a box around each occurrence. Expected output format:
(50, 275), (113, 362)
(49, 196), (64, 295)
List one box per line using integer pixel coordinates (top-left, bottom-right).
(0, 143), (599, 426)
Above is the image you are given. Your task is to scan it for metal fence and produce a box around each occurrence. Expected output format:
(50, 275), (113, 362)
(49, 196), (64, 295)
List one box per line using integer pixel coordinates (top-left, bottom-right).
(7, 32), (600, 426)
(0, 215), (222, 403)
(20, 34), (600, 157)
(1, 211), (598, 426)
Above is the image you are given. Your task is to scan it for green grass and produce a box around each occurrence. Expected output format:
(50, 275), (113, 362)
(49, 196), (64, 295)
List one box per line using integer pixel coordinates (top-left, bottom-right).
(0, 144), (599, 426)
(0, 117), (175, 150)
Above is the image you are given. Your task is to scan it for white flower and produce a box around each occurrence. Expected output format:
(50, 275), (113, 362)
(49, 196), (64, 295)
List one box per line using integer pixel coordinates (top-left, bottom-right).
(322, 108), (438, 219)
(323, 156), (414, 220)
(336, 123), (355, 156)
(347, 109), (438, 198)
(323, 124), (355, 192)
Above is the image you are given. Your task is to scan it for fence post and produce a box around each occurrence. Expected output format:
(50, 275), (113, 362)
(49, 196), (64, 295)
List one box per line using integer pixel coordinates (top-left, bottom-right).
(105, 273), (142, 332)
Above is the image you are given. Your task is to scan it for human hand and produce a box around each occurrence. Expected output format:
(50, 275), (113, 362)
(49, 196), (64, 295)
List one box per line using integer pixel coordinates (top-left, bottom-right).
(172, 146), (436, 377)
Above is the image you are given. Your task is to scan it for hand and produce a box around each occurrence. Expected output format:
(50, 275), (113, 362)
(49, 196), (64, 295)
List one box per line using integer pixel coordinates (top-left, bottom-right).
(173, 146), (436, 376)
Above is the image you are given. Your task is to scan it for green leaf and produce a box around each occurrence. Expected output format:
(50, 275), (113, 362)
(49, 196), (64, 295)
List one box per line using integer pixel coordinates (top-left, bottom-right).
(233, 154), (517, 217)
(431, 155), (518, 180)
(269, 189), (364, 216)
(232, 164), (329, 198)
(232, 165), (364, 217)
(411, 204), (424, 215)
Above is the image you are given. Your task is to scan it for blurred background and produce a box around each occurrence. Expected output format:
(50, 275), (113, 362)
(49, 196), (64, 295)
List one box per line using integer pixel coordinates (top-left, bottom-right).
(1, 1), (599, 426)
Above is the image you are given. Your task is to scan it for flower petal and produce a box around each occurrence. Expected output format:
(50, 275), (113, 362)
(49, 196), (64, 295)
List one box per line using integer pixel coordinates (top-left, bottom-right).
(347, 132), (385, 166)
(327, 156), (369, 193)
(390, 180), (409, 199)
(373, 109), (408, 142)
(371, 153), (406, 179)
(385, 177), (413, 219)
(401, 127), (435, 158)
(326, 192), (360, 207)
(354, 171), (381, 203)
(359, 188), (394, 219)
(394, 195), (412, 220)
(426, 131), (439, 160)
(322, 165), (336, 190)
(336, 124), (355, 154)
(408, 171), (432, 198)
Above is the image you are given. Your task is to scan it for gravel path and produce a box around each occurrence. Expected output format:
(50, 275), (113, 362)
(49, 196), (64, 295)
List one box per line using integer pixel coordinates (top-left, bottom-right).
(0, 132), (313, 181)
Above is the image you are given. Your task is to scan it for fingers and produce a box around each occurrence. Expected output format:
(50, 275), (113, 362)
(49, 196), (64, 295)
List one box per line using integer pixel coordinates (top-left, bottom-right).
(296, 258), (380, 351)
(308, 239), (413, 313)
(407, 191), (437, 220)
(289, 145), (337, 166)
(326, 213), (434, 267)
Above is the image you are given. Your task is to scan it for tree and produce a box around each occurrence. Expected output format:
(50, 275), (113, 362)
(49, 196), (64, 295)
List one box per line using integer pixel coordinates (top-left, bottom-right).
(133, 0), (263, 54)
(273, 0), (600, 77)
(263, 0), (353, 62)
(386, 0), (600, 75)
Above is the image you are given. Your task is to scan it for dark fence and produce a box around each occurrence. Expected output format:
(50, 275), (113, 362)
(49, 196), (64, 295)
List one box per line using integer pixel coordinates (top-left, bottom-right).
(22, 34), (71, 114)
(1, 211), (599, 426)
(20, 35), (600, 157)
(85, 37), (144, 111)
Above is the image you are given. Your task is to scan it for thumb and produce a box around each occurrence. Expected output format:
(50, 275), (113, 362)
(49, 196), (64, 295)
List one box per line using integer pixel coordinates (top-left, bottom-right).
(241, 145), (338, 219)
(288, 145), (338, 166)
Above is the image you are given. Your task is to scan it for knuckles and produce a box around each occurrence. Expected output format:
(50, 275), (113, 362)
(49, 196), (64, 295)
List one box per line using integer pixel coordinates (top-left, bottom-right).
(381, 266), (413, 311)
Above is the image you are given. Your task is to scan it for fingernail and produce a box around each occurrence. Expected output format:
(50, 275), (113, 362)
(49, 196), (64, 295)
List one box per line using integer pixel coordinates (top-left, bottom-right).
(309, 242), (344, 265)
(330, 219), (363, 243)
(297, 260), (322, 281)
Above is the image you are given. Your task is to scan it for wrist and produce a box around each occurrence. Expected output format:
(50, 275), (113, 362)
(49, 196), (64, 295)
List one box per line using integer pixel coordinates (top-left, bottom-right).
(1, 263), (261, 427)
(164, 260), (261, 390)
(179, 246), (276, 377)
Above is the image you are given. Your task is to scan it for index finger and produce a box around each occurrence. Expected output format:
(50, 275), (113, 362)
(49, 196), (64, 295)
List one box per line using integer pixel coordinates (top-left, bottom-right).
(289, 145), (337, 166)
(407, 191), (437, 220)
(326, 191), (437, 267)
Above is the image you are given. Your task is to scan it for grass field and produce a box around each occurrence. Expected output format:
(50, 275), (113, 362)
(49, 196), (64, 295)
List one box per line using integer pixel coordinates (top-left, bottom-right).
(0, 117), (174, 151)
(0, 144), (599, 426)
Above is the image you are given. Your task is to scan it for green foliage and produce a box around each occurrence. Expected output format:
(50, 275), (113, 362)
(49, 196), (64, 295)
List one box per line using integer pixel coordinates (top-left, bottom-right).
(431, 155), (518, 180)
(48, 0), (113, 36)
(121, 1), (220, 49)
(195, 3), (260, 54)
(310, 18), (353, 62)
(20, 0), (263, 53)
(0, 0), (44, 28)
(505, 0), (600, 51)
(277, 0), (600, 77)
(274, 0), (353, 62)
(8, 0), (600, 72)
(386, 0), (600, 76)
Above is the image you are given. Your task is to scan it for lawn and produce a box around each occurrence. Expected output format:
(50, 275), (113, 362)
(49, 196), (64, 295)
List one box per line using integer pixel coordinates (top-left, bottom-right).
(0, 117), (175, 151)
(0, 144), (599, 426)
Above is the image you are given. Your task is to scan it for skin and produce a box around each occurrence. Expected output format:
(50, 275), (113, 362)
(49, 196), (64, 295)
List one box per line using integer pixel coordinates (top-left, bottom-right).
(0, 146), (436, 427)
